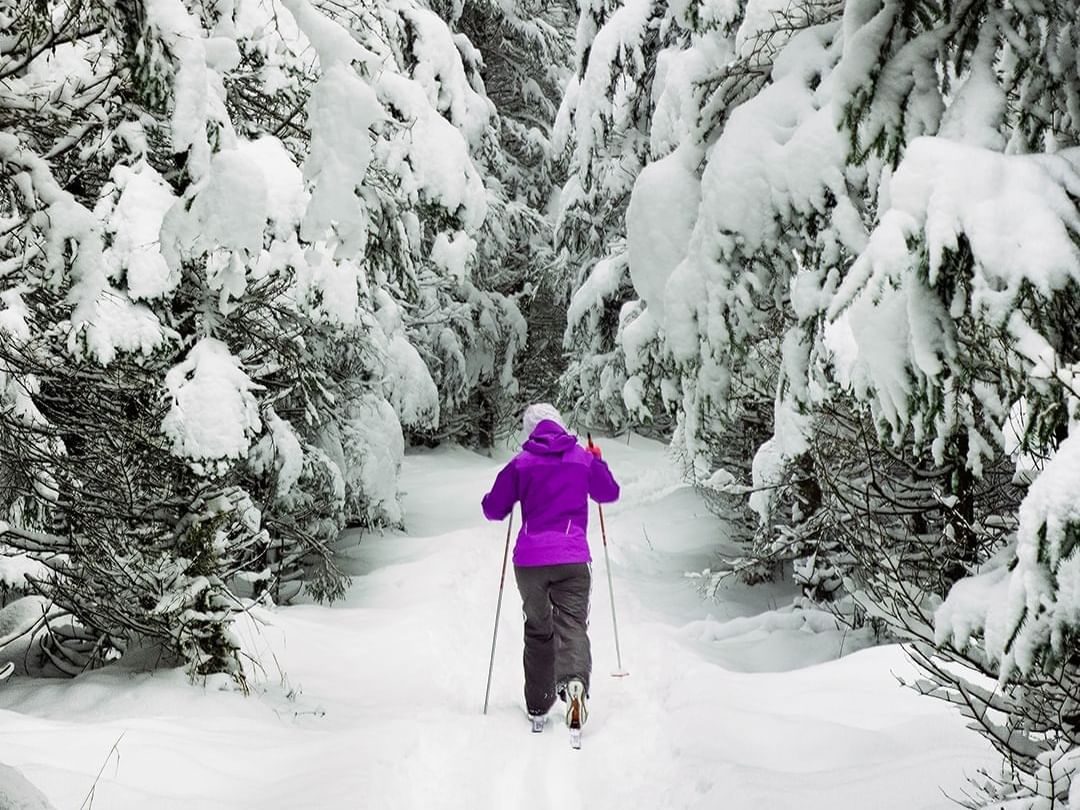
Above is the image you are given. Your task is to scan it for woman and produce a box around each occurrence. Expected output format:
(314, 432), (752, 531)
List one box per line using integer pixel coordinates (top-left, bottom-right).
(481, 404), (620, 731)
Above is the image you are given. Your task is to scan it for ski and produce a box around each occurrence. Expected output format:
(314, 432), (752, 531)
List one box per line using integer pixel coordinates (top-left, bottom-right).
(564, 679), (586, 749)
(0, 662), (13, 681)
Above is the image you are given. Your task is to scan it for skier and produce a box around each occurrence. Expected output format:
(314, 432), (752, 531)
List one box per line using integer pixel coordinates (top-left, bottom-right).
(481, 404), (620, 737)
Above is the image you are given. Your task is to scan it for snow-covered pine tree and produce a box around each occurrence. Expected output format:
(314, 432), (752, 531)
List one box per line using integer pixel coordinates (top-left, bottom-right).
(622, 0), (854, 585)
(553, 0), (689, 431)
(849, 3), (1080, 804)
(433, 0), (572, 210)
(0, 0), (285, 678)
(582, 0), (1080, 803)
(759, 14), (1080, 805)
(434, 0), (576, 408)
(301, 0), (558, 451)
(608, 0), (1017, 600)
(0, 0), (543, 676)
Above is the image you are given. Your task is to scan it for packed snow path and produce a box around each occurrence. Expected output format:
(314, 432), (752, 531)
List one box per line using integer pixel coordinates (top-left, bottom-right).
(0, 436), (993, 808)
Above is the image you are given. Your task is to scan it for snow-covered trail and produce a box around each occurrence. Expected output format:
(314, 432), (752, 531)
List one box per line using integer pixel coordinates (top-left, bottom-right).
(0, 435), (993, 809)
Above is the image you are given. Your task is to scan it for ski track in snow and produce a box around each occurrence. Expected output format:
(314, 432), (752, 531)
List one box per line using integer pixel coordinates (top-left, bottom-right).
(0, 436), (993, 809)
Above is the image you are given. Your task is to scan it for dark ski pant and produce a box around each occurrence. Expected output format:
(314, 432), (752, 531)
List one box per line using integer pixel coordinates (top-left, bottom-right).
(514, 563), (591, 715)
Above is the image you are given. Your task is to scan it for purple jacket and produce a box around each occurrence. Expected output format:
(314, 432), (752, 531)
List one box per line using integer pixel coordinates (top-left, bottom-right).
(482, 421), (620, 566)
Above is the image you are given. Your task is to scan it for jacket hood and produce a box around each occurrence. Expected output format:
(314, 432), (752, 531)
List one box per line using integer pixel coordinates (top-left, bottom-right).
(522, 403), (564, 436)
(523, 419), (578, 455)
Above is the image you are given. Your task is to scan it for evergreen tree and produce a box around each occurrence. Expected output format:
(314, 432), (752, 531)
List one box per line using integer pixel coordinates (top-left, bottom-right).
(561, 0), (1080, 802)
(0, 0), (549, 677)
(553, 0), (688, 430)
(440, 0), (576, 409)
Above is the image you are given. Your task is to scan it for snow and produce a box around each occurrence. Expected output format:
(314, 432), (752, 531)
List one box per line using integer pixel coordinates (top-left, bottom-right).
(693, 22), (846, 257)
(373, 290), (440, 430)
(160, 143), (284, 314)
(0, 291), (45, 429)
(670, 0), (740, 32)
(933, 564), (1010, 659)
(430, 230), (477, 284)
(832, 0), (896, 114)
(937, 429), (1080, 681)
(620, 303), (658, 375)
(0, 133), (110, 346)
(649, 45), (710, 156)
(143, 0), (221, 176)
(249, 410), (305, 495)
(626, 148), (700, 325)
(831, 139), (1080, 326)
(376, 72), (488, 232)
(749, 435), (784, 523)
(396, 5), (492, 148)
(22, 41), (97, 93)
(820, 136), (1080, 463)
(0, 763), (53, 810)
(99, 162), (178, 301)
(904, 140), (1079, 313)
(332, 393), (406, 525)
(936, 33), (1006, 152)
(236, 137), (308, 235)
(735, 0), (800, 57)
(383, 331), (441, 429)
(826, 279), (915, 437)
(80, 291), (169, 365)
(561, 0), (655, 169)
(0, 435), (993, 808)
(655, 11), (853, 408)
(232, 0), (305, 93)
(278, 0), (374, 69)
(290, 250), (362, 324)
(566, 253), (627, 336)
(203, 36), (242, 73)
(296, 65), (383, 254)
(0, 551), (48, 590)
(161, 338), (263, 464)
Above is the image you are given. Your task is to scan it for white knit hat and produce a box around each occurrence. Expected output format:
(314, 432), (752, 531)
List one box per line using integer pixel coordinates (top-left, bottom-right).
(522, 403), (565, 436)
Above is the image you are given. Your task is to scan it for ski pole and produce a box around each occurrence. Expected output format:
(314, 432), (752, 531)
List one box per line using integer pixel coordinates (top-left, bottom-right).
(483, 510), (514, 714)
(588, 434), (629, 678)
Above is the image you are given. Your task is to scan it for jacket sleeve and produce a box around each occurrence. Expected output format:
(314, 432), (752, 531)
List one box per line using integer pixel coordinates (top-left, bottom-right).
(482, 459), (519, 520)
(588, 456), (620, 503)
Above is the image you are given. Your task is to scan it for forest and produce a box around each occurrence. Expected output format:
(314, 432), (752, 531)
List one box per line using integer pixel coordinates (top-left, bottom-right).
(2, 0), (1080, 806)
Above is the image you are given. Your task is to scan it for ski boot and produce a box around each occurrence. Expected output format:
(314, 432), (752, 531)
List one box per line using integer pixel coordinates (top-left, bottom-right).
(564, 679), (587, 749)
